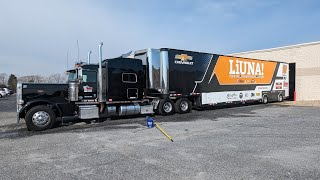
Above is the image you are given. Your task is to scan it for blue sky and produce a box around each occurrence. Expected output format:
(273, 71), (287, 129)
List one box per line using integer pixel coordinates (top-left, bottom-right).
(0, 0), (319, 76)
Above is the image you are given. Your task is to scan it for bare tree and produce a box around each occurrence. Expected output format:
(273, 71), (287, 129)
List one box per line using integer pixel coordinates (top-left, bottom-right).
(18, 75), (45, 83)
(18, 73), (67, 83)
(47, 73), (67, 83)
(0, 73), (8, 86)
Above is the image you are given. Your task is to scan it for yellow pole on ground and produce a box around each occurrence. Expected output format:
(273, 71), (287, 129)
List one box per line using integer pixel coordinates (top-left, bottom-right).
(154, 122), (174, 142)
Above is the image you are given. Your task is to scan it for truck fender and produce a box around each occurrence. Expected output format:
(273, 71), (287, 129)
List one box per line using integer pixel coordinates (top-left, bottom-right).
(19, 100), (62, 118)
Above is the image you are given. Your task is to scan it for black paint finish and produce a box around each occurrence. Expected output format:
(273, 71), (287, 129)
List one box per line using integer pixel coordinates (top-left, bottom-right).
(105, 58), (144, 101)
(165, 49), (282, 95)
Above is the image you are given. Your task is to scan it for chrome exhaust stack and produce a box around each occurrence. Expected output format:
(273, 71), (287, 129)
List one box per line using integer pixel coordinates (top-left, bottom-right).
(98, 42), (105, 103)
(87, 51), (92, 64)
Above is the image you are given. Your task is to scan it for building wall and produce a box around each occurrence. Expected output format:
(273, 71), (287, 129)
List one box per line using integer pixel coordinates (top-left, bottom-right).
(232, 42), (320, 101)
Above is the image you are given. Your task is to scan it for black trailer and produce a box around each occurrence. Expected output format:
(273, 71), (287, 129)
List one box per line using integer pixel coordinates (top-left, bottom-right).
(134, 48), (289, 112)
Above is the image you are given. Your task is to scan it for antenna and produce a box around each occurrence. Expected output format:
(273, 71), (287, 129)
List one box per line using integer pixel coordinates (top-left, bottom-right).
(77, 40), (80, 62)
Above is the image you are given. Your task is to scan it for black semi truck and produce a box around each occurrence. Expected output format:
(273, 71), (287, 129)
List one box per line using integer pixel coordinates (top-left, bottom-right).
(17, 43), (289, 131)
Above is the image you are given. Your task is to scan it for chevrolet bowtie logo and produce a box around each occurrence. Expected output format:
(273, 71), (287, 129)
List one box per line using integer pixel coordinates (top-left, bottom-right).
(175, 54), (193, 61)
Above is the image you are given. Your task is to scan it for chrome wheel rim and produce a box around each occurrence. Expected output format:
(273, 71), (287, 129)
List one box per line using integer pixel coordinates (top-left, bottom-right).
(32, 111), (50, 127)
(263, 97), (268, 103)
(163, 102), (173, 113)
(180, 101), (189, 111)
(279, 95), (283, 101)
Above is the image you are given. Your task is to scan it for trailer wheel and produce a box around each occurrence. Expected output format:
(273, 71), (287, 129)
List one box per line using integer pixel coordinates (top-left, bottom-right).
(262, 95), (268, 104)
(278, 94), (283, 102)
(25, 105), (56, 131)
(175, 98), (191, 114)
(158, 99), (175, 116)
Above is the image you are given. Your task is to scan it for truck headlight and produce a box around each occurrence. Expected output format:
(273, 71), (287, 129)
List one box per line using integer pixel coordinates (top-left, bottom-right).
(18, 99), (24, 105)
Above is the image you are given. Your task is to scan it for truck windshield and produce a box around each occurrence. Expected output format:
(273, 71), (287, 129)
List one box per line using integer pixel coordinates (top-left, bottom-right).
(82, 70), (97, 83)
(68, 70), (77, 82)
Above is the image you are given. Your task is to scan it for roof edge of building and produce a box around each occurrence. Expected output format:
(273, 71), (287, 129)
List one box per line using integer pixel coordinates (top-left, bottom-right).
(231, 41), (320, 55)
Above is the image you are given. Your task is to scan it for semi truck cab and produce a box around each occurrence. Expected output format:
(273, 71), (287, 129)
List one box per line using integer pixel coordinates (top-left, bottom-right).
(17, 43), (154, 131)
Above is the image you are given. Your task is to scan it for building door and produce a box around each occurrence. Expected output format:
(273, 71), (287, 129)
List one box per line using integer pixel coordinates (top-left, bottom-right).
(289, 63), (296, 100)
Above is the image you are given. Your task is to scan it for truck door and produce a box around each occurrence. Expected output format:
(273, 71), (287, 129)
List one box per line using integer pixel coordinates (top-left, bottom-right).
(79, 70), (98, 99)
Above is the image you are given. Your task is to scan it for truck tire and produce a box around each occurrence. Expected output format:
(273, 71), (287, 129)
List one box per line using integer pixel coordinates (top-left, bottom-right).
(278, 94), (283, 102)
(25, 105), (56, 131)
(262, 95), (268, 104)
(175, 98), (191, 114)
(158, 99), (175, 116)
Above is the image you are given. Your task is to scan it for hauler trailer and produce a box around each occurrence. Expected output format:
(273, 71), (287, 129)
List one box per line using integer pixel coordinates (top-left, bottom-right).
(134, 48), (289, 110)
(17, 44), (289, 131)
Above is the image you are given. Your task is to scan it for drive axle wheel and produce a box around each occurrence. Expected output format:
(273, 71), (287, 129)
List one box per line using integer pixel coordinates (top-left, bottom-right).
(25, 105), (56, 131)
(175, 98), (191, 114)
(158, 99), (175, 116)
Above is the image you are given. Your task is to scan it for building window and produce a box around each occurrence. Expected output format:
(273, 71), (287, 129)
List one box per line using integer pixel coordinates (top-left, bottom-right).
(122, 73), (137, 83)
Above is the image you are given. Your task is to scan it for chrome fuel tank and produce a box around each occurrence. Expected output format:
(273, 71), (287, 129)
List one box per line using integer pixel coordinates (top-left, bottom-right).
(118, 103), (140, 116)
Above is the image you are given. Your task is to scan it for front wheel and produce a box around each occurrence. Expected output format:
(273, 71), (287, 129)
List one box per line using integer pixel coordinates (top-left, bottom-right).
(25, 105), (56, 131)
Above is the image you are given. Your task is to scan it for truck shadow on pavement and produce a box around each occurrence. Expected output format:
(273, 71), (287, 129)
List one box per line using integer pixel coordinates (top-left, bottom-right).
(0, 102), (277, 139)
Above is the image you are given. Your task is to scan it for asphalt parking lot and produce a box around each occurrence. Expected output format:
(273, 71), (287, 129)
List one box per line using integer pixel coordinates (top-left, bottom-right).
(1, 95), (320, 180)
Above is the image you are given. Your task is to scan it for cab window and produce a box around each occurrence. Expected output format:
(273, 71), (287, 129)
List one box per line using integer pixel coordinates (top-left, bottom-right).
(68, 70), (77, 82)
(82, 71), (97, 83)
(122, 73), (137, 83)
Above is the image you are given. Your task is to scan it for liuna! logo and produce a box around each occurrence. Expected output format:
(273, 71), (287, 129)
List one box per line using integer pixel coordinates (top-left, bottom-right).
(211, 56), (277, 85)
(175, 54), (194, 65)
(229, 60), (264, 78)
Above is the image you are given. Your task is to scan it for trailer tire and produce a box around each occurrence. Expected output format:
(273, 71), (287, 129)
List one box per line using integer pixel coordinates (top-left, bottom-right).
(84, 121), (92, 124)
(175, 98), (191, 114)
(278, 94), (283, 102)
(25, 105), (56, 131)
(262, 95), (268, 104)
(158, 99), (175, 116)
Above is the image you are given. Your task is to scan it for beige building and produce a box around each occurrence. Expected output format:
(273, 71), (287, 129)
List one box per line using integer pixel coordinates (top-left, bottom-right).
(232, 41), (320, 101)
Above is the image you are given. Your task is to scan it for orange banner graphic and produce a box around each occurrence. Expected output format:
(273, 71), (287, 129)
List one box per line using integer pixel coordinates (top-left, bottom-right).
(211, 56), (277, 85)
